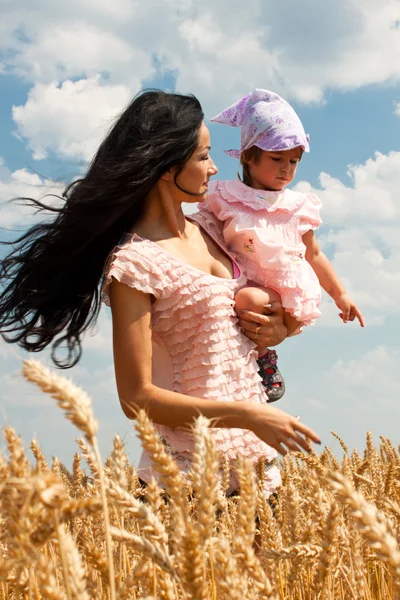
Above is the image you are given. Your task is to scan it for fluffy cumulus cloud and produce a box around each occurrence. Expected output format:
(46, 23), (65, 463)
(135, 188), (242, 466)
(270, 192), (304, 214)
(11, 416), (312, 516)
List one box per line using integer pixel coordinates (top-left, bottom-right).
(0, 158), (64, 227)
(0, 0), (399, 162)
(7, 24), (151, 86)
(297, 152), (400, 226)
(12, 77), (132, 161)
(1, 0), (400, 126)
(178, 0), (400, 104)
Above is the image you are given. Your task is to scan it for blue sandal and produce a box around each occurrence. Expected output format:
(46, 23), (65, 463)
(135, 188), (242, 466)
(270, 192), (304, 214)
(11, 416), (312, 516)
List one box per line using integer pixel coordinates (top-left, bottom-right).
(257, 349), (286, 403)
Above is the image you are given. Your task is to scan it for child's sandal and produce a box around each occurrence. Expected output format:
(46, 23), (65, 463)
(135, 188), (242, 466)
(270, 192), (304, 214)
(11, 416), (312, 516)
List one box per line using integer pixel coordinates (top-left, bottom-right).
(257, 349), (286, 403)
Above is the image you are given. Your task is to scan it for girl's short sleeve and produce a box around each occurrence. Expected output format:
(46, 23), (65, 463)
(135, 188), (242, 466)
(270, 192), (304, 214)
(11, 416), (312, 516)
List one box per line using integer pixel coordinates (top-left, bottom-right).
(297, 193), (323, 235)
(101, 241), (166, 306)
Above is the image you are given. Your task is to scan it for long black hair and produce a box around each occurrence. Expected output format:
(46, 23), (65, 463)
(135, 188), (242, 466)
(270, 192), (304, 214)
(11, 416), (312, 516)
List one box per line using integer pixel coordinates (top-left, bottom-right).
(0, 90), (204, 368)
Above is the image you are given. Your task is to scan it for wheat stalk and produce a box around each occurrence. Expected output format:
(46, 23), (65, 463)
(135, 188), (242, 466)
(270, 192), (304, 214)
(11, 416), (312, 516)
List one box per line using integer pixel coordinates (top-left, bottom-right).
(22, 359), (116, 600)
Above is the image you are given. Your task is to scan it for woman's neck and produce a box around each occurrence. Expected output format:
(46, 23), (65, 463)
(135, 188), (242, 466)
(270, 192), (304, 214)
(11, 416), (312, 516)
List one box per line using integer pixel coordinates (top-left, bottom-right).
(132, 182), (188, 241)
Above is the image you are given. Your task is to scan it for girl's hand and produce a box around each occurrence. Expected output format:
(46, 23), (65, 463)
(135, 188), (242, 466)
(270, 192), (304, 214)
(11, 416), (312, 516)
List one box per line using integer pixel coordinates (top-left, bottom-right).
(335, 294), (365, 327)
(237, 301), (288, 348)
(245, 402), (321, 456)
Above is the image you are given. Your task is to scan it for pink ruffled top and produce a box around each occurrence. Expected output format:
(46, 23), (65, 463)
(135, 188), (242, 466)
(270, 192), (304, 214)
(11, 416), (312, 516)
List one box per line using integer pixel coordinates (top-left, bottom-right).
(203, 180), (323, 325)
(102, 211), (281, 495)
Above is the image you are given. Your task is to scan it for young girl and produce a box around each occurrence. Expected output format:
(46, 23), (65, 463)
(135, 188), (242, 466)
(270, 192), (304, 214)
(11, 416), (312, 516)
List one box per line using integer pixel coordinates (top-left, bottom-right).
(203, 89), (364, 401)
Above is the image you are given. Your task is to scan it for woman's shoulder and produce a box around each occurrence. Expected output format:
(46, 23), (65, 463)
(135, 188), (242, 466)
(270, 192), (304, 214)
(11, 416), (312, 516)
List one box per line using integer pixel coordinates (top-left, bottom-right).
(101, 234), (176, 305)
(109, 233), (167, 267)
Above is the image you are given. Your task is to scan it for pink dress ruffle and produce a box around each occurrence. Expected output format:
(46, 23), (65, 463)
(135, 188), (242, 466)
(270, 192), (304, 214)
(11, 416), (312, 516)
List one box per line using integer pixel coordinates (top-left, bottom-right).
(102, 211), (280, 497)
(203, 180), (323, 326)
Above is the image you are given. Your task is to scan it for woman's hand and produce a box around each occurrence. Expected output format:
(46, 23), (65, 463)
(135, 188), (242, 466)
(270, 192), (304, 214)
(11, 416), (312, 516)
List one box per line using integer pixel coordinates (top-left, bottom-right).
(243, 402), (321, 456)
(237, 301), (287, 350)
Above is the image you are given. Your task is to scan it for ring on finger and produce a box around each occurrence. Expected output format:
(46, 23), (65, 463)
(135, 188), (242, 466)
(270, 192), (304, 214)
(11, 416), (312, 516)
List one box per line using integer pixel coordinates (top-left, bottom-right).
(255, 325), (261, 340)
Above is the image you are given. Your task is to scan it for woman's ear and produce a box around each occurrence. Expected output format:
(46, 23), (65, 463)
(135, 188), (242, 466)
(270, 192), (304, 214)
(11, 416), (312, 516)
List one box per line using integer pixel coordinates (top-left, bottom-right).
(160, 169), (172, 182)
(160, 166), (178, 181)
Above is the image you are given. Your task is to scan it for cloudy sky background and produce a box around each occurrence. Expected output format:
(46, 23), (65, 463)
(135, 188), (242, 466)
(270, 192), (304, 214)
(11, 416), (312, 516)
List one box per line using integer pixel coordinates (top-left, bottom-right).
(1, 0), (400, 467)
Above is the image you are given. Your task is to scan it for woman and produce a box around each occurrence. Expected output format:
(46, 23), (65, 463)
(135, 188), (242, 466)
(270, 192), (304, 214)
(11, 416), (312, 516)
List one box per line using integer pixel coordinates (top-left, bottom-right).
(0, 90), (320, 496)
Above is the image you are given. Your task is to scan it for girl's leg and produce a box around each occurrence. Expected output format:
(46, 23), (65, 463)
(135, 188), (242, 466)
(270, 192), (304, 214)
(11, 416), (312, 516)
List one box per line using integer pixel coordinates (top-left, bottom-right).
(235, 286), (280, 353)
(235, 286), (287, 403)
(235, 286), (301, 341)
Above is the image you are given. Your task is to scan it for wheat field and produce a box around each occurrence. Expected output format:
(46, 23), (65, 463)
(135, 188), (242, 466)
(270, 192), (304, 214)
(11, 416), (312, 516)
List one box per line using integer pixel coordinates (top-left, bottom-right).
(0, 360), (399, 599)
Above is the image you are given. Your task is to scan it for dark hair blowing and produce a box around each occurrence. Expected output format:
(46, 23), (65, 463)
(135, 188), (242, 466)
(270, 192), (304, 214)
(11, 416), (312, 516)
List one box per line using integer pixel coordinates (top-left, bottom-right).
(0, 90), (204, 368)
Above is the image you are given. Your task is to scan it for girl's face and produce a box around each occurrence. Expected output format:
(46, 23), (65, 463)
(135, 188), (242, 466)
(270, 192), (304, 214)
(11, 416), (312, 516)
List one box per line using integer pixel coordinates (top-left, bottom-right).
(246, 147), (303, 191)
(174, 122), (218, 201)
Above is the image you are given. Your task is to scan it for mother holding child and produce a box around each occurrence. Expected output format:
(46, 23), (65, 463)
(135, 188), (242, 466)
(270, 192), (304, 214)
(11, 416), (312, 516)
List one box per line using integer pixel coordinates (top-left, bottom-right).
(0, 87), (349, 500)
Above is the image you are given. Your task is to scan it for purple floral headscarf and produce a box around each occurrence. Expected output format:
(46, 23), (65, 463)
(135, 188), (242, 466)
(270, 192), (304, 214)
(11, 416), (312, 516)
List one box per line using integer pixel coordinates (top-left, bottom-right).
(211, 89), (310, 159)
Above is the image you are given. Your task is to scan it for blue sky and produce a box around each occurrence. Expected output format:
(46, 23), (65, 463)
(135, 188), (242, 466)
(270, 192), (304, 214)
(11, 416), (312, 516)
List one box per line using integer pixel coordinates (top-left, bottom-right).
(1, 0), (400, 468)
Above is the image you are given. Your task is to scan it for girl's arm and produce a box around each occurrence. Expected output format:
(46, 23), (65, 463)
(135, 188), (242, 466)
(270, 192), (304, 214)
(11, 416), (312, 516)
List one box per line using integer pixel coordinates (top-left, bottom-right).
(108, 278), (320, 454)
(303, 230), (364, 327)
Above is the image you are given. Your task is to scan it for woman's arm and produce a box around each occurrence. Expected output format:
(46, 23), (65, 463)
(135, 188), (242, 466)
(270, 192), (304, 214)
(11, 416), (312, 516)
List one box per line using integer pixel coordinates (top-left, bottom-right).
(109, 279), (320, 454)
(303, 230), (364, 326)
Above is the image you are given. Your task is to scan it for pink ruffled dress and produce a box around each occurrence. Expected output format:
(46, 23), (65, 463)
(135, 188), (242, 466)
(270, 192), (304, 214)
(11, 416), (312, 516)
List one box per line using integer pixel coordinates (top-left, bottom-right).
(204, 180), (323, 327)
(102, 211), (281, 497)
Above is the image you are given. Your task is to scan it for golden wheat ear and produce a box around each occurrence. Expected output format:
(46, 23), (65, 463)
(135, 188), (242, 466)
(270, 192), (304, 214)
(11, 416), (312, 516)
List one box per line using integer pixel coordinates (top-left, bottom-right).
(329, 470), (400, 580)
(22, 359), (116, 600)
(135, 410), (189, 524)
(3, 357), (397, 599)
(191, 416), (220, 541)
(22, 359), (98, 442)
(30, 438), (50, 472)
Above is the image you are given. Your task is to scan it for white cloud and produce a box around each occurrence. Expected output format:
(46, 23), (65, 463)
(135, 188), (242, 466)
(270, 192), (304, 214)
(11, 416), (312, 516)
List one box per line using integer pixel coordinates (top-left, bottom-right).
(0, 158), (64, 228)
(324, 345), (400, 401)
(12, 77), (132, 161)
(0, 366), (50, 409)
(175, 14), (281, 103)
(8, 23), (152, 87)
(0, 0), (399, 163)
(1, 0), (400, 116)
(82, 307), (112, 356)
(260, 0), (400, 98)
(296, 151), (400, 226)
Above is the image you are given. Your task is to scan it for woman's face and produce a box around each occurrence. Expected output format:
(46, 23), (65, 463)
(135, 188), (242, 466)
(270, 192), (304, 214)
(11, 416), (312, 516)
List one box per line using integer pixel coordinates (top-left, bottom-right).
(174, 122), (218, 201)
